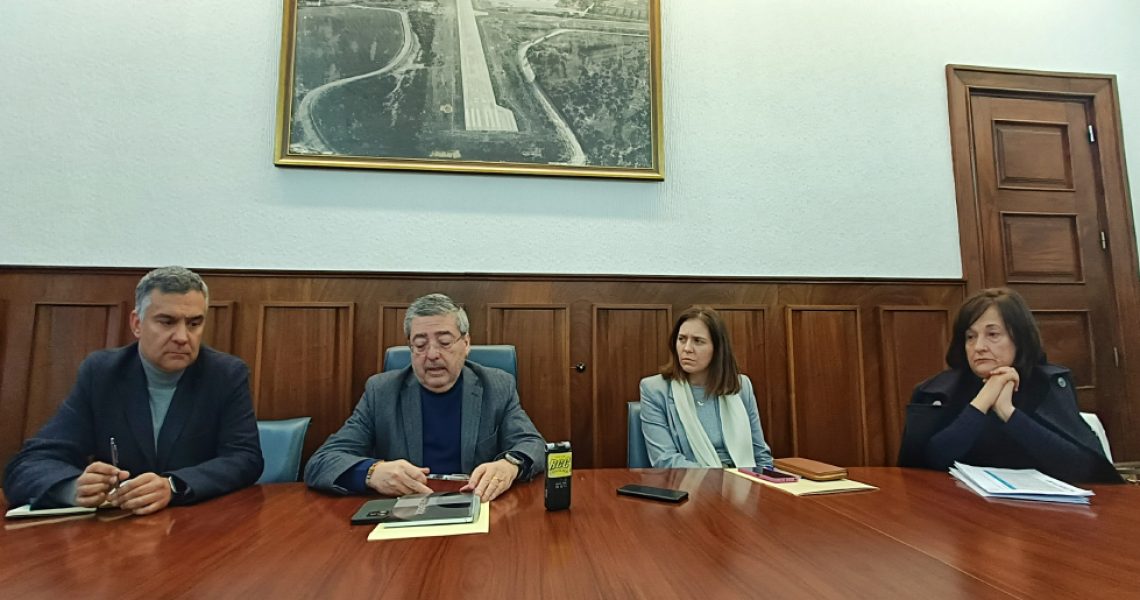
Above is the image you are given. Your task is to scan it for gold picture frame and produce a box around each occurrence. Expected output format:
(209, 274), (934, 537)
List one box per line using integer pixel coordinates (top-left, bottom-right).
(274, 0), (664, 180)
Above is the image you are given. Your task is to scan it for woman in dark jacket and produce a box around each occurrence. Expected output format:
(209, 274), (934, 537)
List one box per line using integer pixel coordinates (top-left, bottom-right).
(898, 288), (1119, 483)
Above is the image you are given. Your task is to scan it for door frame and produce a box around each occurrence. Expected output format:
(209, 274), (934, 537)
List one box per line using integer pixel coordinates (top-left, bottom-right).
(946, 64), (1140, 460)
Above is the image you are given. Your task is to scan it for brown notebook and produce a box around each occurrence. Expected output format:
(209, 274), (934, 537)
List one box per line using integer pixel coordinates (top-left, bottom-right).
(773, 458), (848, 481)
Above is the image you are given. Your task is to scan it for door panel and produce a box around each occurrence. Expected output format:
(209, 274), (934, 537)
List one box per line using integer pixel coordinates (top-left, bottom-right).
(969, 94), (1120, 413)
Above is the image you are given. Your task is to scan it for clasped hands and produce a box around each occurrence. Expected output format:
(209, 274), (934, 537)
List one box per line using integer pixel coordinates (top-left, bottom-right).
(74, 462), (173, 515)
(972, 366), (1020, 422)
(366, 458), (520, 502)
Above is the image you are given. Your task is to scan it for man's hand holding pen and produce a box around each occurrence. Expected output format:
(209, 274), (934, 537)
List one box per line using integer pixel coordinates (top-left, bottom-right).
(73, 465), (174, 515)
(74, 461), (129, 508)
(73, 437), (173, 515)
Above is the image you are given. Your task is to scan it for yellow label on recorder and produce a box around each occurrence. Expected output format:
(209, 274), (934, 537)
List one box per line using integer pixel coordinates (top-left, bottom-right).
(547, 452), (572, 478)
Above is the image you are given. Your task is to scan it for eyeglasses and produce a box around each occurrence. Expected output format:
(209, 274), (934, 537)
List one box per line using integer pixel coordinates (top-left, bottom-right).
(409, 333), (467, 355)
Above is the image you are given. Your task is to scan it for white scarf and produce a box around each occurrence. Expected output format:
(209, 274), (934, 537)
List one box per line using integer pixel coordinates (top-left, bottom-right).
(670, 378), (755, 468)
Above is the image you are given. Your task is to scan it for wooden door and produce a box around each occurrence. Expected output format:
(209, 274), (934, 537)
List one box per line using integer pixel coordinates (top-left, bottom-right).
(969, 94), (1122, 413)
(948, 66), (1140, 461)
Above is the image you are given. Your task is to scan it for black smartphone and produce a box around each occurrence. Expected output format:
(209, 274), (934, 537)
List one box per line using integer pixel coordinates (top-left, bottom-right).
(350, 499), (396, 525)
(616, 484), (689, 503)
(739, 467), (799, 483)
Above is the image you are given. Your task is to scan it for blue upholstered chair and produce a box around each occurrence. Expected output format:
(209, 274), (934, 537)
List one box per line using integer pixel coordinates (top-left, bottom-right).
(256, 417), (311, 484)
(627, 402), (651, 468)
(383, 345), (518, 378)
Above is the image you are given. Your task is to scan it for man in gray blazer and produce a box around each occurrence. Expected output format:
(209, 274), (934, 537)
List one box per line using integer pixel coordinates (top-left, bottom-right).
(304, 294), (545, 502)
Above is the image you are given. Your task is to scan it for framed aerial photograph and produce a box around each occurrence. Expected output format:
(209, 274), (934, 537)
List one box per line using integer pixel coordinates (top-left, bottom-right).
(274, 0), (664, 179)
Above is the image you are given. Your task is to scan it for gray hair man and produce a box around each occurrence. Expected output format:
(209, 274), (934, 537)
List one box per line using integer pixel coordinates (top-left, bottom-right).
(3, 267), (263, 514)
(305, 293), (545, 502)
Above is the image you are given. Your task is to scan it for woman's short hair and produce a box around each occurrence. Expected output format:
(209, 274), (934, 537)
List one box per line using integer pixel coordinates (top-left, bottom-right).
(660, 306), (742, 397)
(946, 287), (1045, 377)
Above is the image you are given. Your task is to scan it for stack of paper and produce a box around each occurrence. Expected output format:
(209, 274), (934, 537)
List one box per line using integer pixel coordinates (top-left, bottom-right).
(950, 462), (1094, 504)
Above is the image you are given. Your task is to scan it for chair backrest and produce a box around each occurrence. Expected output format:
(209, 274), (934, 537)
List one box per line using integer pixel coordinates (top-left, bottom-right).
(256, 417), (311, 484)
(627, 402), (651, 468)
(1080, 412), (1113, 463)
(383, 345), (518, 378)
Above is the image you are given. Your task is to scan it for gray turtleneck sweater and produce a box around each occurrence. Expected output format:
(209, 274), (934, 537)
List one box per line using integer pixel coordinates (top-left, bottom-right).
(140, 351), (184, 449)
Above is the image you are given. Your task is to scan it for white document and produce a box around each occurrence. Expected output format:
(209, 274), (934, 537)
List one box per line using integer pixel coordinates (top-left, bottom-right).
(950, 462), (1094, 504)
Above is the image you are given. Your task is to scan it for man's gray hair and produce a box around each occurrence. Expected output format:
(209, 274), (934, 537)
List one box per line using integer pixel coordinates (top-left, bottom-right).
(135, 266), (209, 319)
(404, 293), (469, 338)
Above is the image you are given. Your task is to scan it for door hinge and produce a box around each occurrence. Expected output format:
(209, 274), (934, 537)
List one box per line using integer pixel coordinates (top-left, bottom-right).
(1088, 125), (1096, 143)
(1100, 230), (1107, 251)
(1113, 347), (1120, 367)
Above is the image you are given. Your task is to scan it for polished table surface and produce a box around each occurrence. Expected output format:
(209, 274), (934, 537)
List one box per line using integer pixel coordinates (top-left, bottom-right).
(1, 468), (1135, 599)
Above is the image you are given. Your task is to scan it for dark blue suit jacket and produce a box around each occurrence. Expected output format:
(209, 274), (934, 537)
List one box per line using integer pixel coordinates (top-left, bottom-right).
(3, 343), (263, 507)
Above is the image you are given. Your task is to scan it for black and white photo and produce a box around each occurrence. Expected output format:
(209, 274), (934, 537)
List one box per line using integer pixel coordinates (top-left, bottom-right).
(274, 0), (664, 179)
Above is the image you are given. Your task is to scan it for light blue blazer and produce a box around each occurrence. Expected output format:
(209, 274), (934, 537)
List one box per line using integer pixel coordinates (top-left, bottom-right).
(638, 374), (773, 468)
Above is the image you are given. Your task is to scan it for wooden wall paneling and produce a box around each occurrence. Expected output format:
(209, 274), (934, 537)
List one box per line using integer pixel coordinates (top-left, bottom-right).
(777, 281), (966, 463)
(592, 305), (672, 468)
(203, 301), (235, 355)
(487, 304), (571, 442)
(761, 294), (792, 457)
(24, 303), (125, 439)
(712, 306), (772, 438)
(0, 269), (969, 469)
(0, 299), (8, 475)
(567, 296), (598, 468)
(0, 302), (125, 471)
(1034, 309), (1097, 411)
(785, 305), (868, 467)
(858, 301), (887, 466)
(253, 302), (355, 465)
(1, 298), (37, 475)
(0, 299), (6, 416)
(878, 307), (951, 465)
(377, 304), (410, 372)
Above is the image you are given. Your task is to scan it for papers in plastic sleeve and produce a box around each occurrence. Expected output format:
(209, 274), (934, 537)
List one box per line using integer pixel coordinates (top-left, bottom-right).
(950, 462), (1094, 504)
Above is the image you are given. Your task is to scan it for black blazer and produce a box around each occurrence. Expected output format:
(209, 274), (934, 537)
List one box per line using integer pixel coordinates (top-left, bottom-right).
(897, 363), (1119, 483)
(3, 343), (263, 507)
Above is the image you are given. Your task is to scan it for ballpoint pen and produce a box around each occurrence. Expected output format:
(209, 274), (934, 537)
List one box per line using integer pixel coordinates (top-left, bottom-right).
(426, 474), (470, 481)
(110, 437), (121, 492)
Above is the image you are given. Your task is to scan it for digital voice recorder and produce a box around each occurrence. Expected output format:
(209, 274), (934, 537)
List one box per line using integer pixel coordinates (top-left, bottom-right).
(544, 441), (572, 511)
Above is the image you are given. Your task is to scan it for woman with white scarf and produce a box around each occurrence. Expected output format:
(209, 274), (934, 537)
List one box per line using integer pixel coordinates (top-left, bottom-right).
(638, 306), (773, 469)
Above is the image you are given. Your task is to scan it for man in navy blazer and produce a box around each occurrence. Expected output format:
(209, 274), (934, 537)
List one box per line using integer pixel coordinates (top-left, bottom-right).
(305, 293), (544, 502)
(3, 267), (263, 514)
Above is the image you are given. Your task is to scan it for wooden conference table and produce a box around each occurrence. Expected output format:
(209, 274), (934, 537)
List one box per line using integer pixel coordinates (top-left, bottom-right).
(1, 468), (1136, 599)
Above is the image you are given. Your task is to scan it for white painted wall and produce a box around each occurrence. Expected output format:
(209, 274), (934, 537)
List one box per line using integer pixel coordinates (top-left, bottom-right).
(1, 0), (1137, 276)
